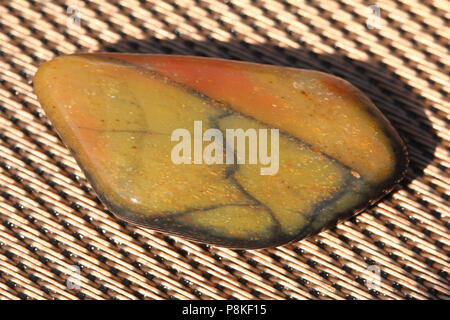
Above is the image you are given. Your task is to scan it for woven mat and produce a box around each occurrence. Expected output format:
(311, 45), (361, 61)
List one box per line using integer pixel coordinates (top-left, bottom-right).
(0, 0), (448, 300)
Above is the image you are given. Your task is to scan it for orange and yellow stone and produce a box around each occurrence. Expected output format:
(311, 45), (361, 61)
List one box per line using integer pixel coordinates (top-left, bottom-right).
(33, 54), (407, 249)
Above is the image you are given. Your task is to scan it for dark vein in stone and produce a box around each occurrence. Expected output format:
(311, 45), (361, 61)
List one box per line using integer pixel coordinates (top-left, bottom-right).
(208, 111), (283, 236)
(293, 173), (363, 240)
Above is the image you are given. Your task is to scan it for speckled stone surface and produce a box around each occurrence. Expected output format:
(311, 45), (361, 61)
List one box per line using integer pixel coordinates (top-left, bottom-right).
(33, 54), (407, 249)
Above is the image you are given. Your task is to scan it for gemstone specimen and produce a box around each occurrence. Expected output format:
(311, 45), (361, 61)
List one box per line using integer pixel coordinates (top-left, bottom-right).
(33, 54), (408, 249)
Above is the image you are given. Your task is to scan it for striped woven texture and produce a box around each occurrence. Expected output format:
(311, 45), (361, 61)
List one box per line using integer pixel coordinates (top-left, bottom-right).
(0, 0), (448, 300)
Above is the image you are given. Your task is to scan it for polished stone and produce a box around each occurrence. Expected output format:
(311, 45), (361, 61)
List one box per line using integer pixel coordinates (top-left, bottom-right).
(34, 54), (408, 248)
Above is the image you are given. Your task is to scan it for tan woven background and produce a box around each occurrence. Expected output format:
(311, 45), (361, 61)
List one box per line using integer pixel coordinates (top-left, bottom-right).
(0, 0), (448, 300)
